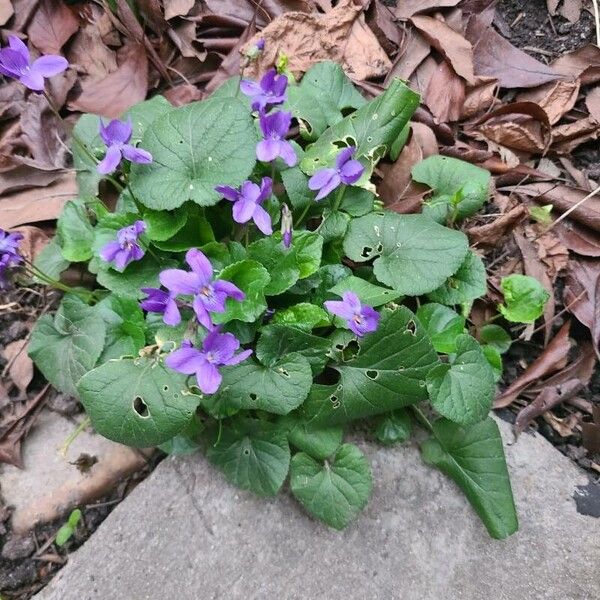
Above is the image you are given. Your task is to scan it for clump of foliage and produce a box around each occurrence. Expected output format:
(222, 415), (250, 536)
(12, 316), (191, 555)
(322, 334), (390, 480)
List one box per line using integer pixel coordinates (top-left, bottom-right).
(2, 48), (554, 537)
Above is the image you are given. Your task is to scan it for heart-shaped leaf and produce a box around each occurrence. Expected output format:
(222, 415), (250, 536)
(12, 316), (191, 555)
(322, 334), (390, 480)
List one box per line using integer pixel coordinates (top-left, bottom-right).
(427, 251), (487, 305)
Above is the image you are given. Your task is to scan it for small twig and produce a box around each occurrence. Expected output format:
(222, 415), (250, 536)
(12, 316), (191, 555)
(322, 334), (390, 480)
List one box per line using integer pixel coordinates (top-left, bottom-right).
(592, 0), (600, 47)
(528, 290), (588, 336)
(545, 185), (600, 232)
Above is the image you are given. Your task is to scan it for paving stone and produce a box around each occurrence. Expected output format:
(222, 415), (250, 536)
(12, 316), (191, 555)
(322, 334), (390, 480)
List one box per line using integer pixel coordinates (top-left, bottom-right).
(36, 419), (600, 600)
(0, 410), (148, 533)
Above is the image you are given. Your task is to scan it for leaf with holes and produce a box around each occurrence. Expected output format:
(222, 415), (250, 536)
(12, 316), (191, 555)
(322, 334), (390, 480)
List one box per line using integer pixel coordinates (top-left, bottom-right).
(285, 61), (366, 140)
(206, 352), (313, 415)
(344, 213), (469, 296)
(77, 357), (199, 447)
(130, 98), (257, 210)
(412, 156), (491, 223)
(416, 303), (466, 354)
(207, 418), (290, 496)
(306, 307), (439, 426)
(300, 79), (420, 182)
(329, 275), (400, 307)
(427, 251), (487, 305)
(421, 417), (518, 539)
(29, 295), (106, 396)
(211, 260), (270, 324)
(257, 324), (331, 375)
(427, 334), (495, 425)
(290, 443), (373, 530)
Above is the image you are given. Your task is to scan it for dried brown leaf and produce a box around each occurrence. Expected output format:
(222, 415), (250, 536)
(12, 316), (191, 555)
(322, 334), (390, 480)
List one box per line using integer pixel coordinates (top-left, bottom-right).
(0, 165), (64, 196)
(556, 221), (600, 257)
(69, 42), (148, 118)
(586, 86), (600, 123)
(68, 22), (118, 80)
(467, 204), (528, 247)
(27, 0), (79, 55)
(552, 117), (600, 154)
(0, 0), (13, 26)
(0, 173), (77, 229)
(242, 0), (391, 81)
(386, 30), (430, 83)
(424, 59), (465, 122)
(411, 14), (477, 84)
(460, 80), (497, 119)
(163, 83), (203, 106)
(558, 0), (582, 23)
(366, 1), (402, 55)
(551, 44), (600, 86)
(582, 405), (600, 453)
(494, 321), (572, 408)
(11, 225), (50, 262)
(394, 0), (460, 19)
(466, 17), (561, 88)
(518, 80), (580, 125)
(2, 340), (33, 397)
(164, 0), (195, 19)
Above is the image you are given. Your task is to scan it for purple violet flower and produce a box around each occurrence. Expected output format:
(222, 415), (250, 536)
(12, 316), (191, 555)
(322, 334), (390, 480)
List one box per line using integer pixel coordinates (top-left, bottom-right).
(256, 38), (266, 52)
(280, 204), (293, 249)
(140, 288), (181, 326)
(0, 36), (68, 92)
(0, 229), (23, 289)
(308, 146), (364, 201)
(159, 249), (245, 330)
(324, 291), (379, 337)
(100, 220), (146, 271)
(256, 110), (297, 167)
(165, 331), (252, 394)
(215, 177), (273, 235)
(97, 118), (153, 175)
(240, 68), (287, 112)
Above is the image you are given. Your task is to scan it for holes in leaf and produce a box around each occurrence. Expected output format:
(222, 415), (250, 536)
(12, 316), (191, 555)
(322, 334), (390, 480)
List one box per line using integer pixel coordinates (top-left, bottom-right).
(249, 392), (258, 401)
(343, 340), (360, 361)
(243, 449), (250, 455)
(278, 368), (290, 378)
(133, 396), (149, 418)
(162, 385), (169, 392)
(329, 394), (341, 409)
(375, 243), (383, 253)
(366, 370), (378, 380)
(360, 246), (373, 258)
(406, 320), (417, 335)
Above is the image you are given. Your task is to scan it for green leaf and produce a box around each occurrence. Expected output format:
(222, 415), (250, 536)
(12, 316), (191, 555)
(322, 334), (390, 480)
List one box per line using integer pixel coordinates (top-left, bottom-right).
(483, 345), (503, 382)
(207, 418), (290, 496)
(78, 356), (200, 447)
(390, 122), (411, 161)
(329, 275), (400, 307)
(281, 165), (313, 212)
(480, 324), (512, 354)
(339, 187), (375, 217)
(124, 95), (173, 145)
(279, 410), (343, 460)
(301, 79), (420, 182)
(308, 307), (439, 425)
(257, 324), (331, 375)
(421, 417), (518, 539)
(343, 213), (469, 296)
(292, 264), (352, 305)
(152, 211), (214, 251)
(143, 208), (188, 241)
(498, 274), (550, 323)
(426, 334), (495, 425)
(96, 295), (146, 362)
(130, 98), (257, 210)
(285, 61), (366, 140)
(412, 156), (491, 223)
(211, 260), (270, 324)
(29, 295), (106, 396)
(56, 199), (95, 262)
(416, 303), (466, 354)
(318, 211), (350, 242)
(271, 303), (330, 331)
(206, 353), (313, 415)
(158, 415), (204, 455)
(290, 443), (373, 530)
(375, 409), (412, 445)
(427, 251), (487, 305)
(33, 238), (70, 281)
(55, 509), (82, 547)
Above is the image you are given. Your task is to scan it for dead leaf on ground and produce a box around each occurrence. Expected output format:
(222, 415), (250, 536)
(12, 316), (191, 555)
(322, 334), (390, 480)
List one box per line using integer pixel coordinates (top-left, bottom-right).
(68, 19), (118, 80)
(460, 80), (497, 119)
(582, 405), (600, 453)
(242, 0), (391, 81)
(11, 225), (50, 263)
(366, 1), (402, 55)
(543, 411), (580, 437)
(466, 16), (562, 88)
(468, 204), (527, 247)
(69, 42), (148, 118)
(1, 339), (34, 398)
(585, 86), (600, 123)
(0, 165), (65, 197)
(393, 0), (461, 19)
(27, 0), (79, 55)
(424, 59), (465, 122)
(552, 117), (600, 154)
(551, 44), (600, 86)
(411, 14), (477, 84)
(386, 30), (430, 83)
(494, 321), (572, 408)
(0, 173), (77, 229)
(0, 0), (13, 26)
(558, 0), (583, 23)
(556, 221), (600, 257)
(564, 257), (600, 358)
(164, 0), (195, 20)
(163, 83), (203, 106)
(517, 80), (580, 125)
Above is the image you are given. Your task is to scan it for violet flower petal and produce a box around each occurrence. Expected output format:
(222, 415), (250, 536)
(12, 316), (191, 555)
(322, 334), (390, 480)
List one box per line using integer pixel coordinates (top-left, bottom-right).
(97, 145), (122, 175)
(215, 185), (240, 202)
(159, 269), (202, 295)
(339, 159), (364, 184)
(213, 279), (245, 302)
(252, 205), (273, 235)
(192, 296), (213, 329)
(30, 55), (68, 78)
(195, 361), (221, 394)
(19, 69), (45, 91)
(185, 248), (213, 284)
(122, 144), (152, 164)
(232, 197), (256, 223)
(165, 346), (207, 375)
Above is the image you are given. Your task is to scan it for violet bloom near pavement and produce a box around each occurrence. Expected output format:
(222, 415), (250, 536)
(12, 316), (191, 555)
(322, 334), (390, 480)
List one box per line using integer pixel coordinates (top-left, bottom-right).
(0, 229), (23, 288)
(160, 248), (245, 330)
(100, 220), (146, 271)
(215, 177), (273, 235)
(308, 146), (364, 201)
(166, 331), (252, 394)
(240, 67), (287, 112)
(0, 36), (68, 92)
(97, 118), (153, 175)
(140, 288), (181, 326)
(324, 291), (379, 337)
(256, 110), (297, 167)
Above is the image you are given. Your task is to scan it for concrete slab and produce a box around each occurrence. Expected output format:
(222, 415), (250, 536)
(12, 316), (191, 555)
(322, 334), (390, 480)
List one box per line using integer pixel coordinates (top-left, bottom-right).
(35, 419), (600, 600)
(0, 410), (148, 533)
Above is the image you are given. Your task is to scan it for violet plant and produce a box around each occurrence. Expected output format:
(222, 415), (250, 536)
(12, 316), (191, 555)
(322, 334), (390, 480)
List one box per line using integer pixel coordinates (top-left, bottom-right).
(26, 58), (534, 538)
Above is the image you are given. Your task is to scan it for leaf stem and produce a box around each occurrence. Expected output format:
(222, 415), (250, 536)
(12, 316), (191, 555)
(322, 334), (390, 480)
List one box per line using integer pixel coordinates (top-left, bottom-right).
(59, 417), (91, 458)
(410, 405), (434, 433)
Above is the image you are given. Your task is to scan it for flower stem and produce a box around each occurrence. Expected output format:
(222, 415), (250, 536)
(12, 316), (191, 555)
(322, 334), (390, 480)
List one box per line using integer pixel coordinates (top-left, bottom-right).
(24, 261), (95, 303)
(331, 185), (347, 212)
(294, 202), (312, 228)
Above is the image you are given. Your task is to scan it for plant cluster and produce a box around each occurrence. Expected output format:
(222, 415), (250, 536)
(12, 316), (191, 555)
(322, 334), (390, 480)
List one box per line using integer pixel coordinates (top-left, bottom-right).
(1, 38), (550, 536)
